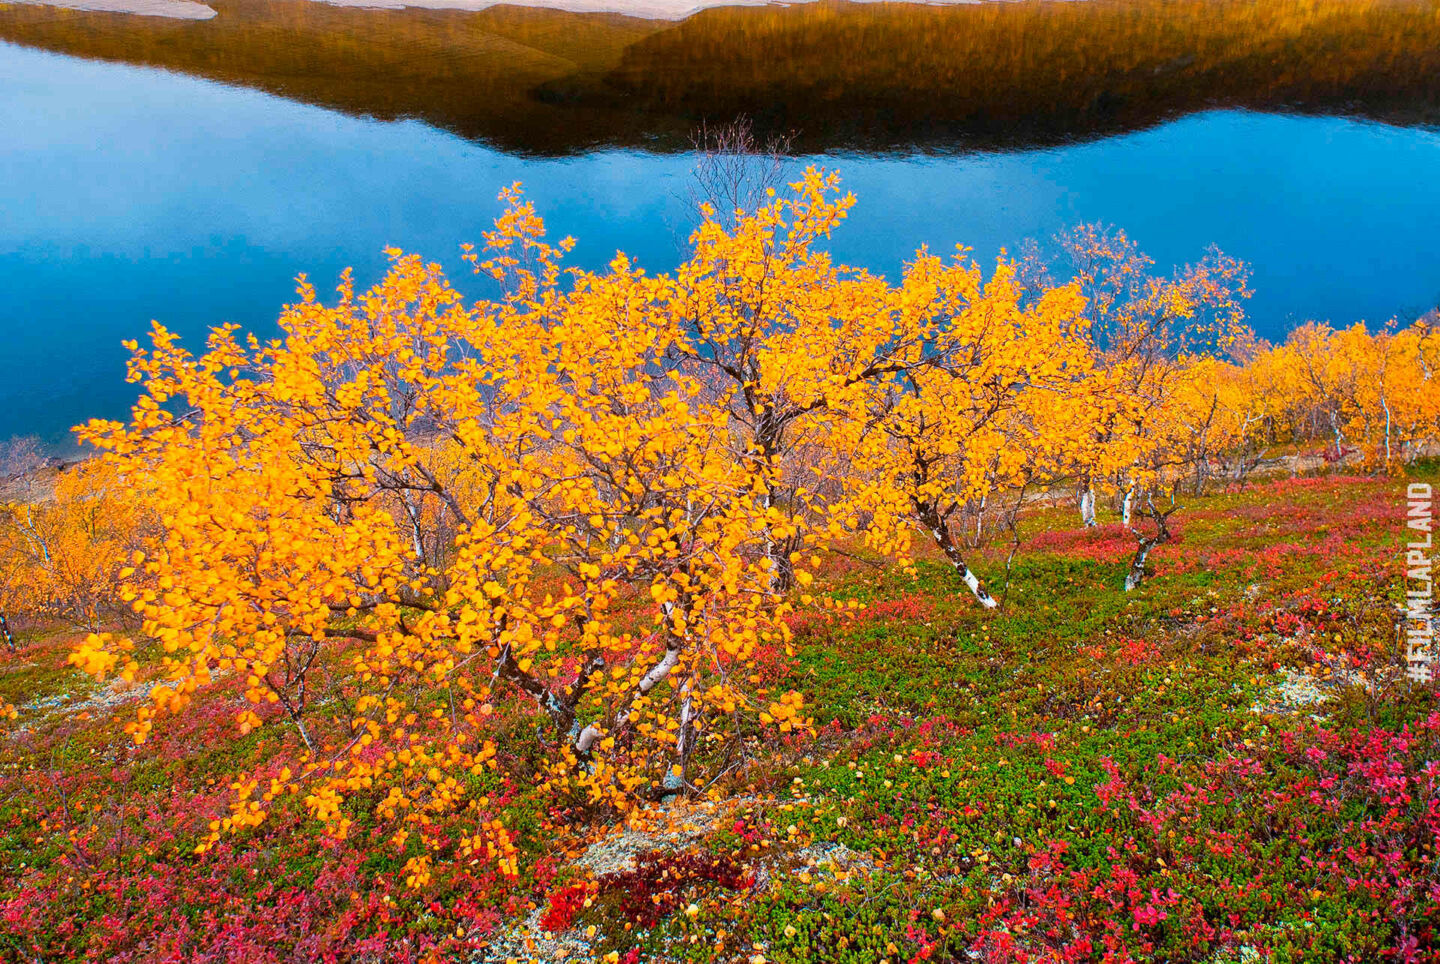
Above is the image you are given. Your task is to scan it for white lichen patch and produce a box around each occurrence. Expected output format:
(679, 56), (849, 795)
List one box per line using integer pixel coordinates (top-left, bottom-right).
(474, 794), (872, 963)
(1249, 663), (1393, 719)
(1250, 666), (1332, 717)
(473, 906), (591, 964)
(13, 674), (142, 735)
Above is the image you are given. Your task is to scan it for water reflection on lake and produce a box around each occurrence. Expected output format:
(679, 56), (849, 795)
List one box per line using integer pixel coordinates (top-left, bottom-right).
(4, 0), (1439, 154)
(1, 0), (1439, 445)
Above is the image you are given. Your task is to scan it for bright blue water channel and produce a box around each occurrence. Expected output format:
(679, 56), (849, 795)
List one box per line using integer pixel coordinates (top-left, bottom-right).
(3, 40), (1440, 446)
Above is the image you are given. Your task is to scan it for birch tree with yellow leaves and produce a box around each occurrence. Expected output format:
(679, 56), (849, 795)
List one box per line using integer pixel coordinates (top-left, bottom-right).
(70, 186), (816, 869)
(1027, 225), (1251, 587)
(836, 254), (1088, 607)
(659, 168), (948, 591)
(1277, 320), (1440, 470)
(0, 461), (143, 644)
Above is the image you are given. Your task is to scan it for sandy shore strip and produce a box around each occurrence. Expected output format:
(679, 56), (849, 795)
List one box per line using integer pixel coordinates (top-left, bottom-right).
(0, 0), (989, 20)
(3, 0), (217, 18)
(308, 0), (985, 16)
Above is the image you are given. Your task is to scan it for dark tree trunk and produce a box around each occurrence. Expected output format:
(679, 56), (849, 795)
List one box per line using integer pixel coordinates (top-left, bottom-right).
(1124, 495), (1178, 592)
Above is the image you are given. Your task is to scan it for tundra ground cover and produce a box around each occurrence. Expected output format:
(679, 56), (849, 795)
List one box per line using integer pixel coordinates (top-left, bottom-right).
(1, 175), (1437, 962)
(0, 466), (1434, 963)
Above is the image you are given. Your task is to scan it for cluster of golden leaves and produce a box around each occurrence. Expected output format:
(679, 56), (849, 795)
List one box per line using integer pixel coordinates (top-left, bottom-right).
(1, 461), (146, 640)
(1221, 319), (1440, 472)
(58, 171), (1436, 874)
(61, 173), (869, 870)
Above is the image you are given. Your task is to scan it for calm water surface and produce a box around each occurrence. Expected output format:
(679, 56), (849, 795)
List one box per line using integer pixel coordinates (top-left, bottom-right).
(2, 0), (1440, 446)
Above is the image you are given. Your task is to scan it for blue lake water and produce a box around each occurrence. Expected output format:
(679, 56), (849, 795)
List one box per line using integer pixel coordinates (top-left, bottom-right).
(3, 34), (1440, 447)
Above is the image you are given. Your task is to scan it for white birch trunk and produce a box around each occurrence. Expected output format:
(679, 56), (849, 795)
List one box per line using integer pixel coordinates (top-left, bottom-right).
(574, 621), (683, 756)
(961, 564), (999, 609)
(929, 525), (998, 609)
(1124, 543), (1153, 591)
(665, 686), (695, 792)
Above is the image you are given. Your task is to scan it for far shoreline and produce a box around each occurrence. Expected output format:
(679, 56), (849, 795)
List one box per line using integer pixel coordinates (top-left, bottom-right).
(2, 0), (995, 21)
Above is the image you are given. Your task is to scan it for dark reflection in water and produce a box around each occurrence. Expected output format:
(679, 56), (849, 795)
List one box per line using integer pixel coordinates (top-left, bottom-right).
(1, 0), (1438, 155)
